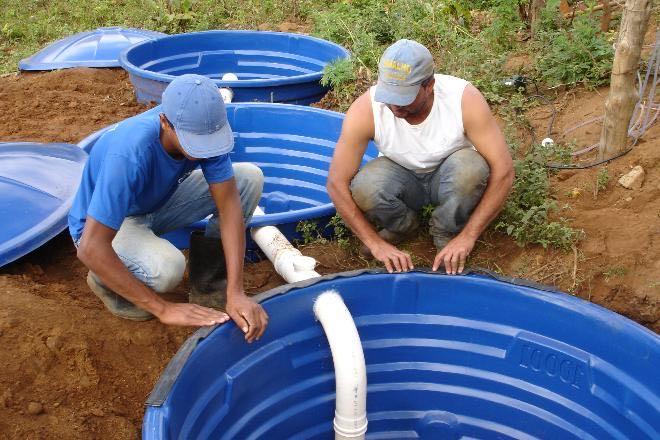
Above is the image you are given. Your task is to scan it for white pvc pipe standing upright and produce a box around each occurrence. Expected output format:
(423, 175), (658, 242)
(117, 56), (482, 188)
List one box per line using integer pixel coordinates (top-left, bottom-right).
(314, 290), (368, 440)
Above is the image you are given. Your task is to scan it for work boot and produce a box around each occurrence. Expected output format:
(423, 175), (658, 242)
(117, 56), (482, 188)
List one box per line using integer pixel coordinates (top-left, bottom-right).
(359, 229), (410, 259)
(86, 272), (154, 321)
(188, 231), (228, 310)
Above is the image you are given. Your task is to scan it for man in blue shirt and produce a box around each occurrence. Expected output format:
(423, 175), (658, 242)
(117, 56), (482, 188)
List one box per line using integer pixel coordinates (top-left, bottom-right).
(69, 74), (268, 342)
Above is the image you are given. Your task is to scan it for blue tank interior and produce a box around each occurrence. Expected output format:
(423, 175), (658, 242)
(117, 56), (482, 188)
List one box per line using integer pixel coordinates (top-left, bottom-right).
(119, 30), (351, 104)
(143, 272), (660, 439)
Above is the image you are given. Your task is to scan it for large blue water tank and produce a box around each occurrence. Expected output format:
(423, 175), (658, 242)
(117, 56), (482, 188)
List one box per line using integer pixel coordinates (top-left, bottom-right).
(143, 270), (660, 439)
(119, 30), (350, 104)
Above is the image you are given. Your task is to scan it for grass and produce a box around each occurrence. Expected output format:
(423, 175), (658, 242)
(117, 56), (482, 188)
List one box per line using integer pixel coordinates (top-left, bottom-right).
(593, 167), (610, 198)
(603, 266), (627, 281)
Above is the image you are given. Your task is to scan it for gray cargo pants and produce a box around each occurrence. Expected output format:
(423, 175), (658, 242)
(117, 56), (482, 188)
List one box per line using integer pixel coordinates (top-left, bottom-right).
(350, 148), (489, 248)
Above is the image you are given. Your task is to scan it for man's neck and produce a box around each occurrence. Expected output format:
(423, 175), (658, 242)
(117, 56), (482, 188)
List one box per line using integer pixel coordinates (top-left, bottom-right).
(160, 128), (186, 160)
(404, 92), (434, 125)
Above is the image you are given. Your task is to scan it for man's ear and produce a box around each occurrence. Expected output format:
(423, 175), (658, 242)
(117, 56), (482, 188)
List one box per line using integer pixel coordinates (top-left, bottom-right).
(159, 113), (168, 129)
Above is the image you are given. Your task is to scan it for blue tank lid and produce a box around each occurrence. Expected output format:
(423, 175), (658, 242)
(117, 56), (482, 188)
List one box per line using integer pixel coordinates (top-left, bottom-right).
(0, 142), (87, 266)
(19, 27), (166, 70)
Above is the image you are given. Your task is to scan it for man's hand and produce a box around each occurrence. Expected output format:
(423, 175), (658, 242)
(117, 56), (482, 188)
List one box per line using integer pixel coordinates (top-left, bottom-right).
(432, 234), (476, 275)
(226, 293), (269, 343)
(369, 240), (414, 273)
(156, 302), (230, 327)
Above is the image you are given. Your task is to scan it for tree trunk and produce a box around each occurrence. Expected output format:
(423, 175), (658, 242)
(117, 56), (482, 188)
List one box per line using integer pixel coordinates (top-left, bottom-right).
(530, 0), (546, 36)
(600, 0), (612, 32)
(599, 0), (652, 160)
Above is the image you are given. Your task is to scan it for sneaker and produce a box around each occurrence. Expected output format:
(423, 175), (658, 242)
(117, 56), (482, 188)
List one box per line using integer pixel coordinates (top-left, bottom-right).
(86, 272), (154, 321)
(359, 229), (410, 259)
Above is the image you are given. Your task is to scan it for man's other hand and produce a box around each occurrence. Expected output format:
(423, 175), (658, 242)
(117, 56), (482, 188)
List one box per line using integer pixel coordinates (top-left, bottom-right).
(370, 241), (414, 273)
(432, 234), (475, 275)
(226, 293), (269, 343)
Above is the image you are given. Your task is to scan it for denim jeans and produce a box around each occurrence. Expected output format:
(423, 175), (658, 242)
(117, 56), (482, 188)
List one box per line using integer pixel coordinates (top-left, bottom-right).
(83, 163), (263, 293)
(350, 148), (489, 248)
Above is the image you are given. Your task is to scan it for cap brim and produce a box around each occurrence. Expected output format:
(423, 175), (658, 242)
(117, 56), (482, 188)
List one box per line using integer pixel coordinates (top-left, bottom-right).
(374, 81), (420, 106)
(176, 122), (234, 159)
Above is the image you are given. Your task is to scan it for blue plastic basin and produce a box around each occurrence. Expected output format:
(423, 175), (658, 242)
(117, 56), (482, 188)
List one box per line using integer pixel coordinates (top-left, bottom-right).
(143, 271), (660, 439)
(77, 104), (377, 249)
(0, 142), (87, 266)
(19, 27), (165, 70)
(119, 30), (350, 104)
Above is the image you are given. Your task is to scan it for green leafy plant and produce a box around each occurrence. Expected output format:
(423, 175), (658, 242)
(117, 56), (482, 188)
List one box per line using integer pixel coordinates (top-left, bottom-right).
(420, 203), (435, 226)
(534, 11), (614, 87)
(295, 220), (325, 245)
(160, 0), (196, 33)
(594, 167), (610, 198)
(321, 58), (358, 110)
(327, 214), (352, 249)
(495, 142), (582, 250)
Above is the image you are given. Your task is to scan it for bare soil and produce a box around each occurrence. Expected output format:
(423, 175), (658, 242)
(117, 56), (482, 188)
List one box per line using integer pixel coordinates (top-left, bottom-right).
(0, 68), (657, 438)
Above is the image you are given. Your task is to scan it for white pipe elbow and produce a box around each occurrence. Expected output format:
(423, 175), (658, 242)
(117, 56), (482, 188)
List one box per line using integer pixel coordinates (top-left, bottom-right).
(314, 290), (368, 440)
(250, 211), (320, 284)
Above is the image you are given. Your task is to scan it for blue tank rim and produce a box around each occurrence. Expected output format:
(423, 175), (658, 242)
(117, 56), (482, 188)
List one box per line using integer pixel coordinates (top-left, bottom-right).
(118, 30), (352, 88)
(144, 267), (660, 409)
(76, 103), (346, 227)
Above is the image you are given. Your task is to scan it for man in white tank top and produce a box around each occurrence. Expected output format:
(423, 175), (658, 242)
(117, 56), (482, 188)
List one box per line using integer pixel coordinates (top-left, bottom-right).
(327, 39), (514, 275)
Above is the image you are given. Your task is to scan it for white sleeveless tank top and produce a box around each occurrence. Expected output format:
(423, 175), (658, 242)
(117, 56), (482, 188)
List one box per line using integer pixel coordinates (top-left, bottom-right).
(370, 74), (473, 173)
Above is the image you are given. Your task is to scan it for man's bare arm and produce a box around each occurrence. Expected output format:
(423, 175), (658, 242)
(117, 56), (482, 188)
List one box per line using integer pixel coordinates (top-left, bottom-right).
(209, 179), (268, 343)
(327, 92), (413, 272)
(433, 84), (514, 273)
(77, 218), (229, 326)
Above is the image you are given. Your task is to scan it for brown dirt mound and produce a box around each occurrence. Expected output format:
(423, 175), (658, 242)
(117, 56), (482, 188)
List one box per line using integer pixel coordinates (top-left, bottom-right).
(0, 68), (657, 438)
(0, 68), (150, 144)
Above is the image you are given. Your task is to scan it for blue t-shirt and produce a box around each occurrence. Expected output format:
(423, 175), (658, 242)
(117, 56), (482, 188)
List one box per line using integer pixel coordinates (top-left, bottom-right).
(68, 108), (234, 240)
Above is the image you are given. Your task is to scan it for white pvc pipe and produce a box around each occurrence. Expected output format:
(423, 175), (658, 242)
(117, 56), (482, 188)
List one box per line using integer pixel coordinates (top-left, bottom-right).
(250, 207), (321, 283)
(314, 290), (368, 440)
(220, 73), (319, 283)
(219, 73), (237, 104)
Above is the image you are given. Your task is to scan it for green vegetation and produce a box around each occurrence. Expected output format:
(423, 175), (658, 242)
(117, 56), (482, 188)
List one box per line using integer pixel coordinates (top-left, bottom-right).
(327, 214), (351, 249)
(594, 167), (610, 197)
(603, 266), (627, 281)
(534, 13), (614, 87)
(295, 219), (325, 245)
(420, 204), (435, 226)
(495, 138), (582, 250)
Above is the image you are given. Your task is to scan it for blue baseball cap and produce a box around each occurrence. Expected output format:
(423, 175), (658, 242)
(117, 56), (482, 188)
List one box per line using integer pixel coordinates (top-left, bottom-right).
(162, 74), (233, 159)
(374, 39), (435, 106)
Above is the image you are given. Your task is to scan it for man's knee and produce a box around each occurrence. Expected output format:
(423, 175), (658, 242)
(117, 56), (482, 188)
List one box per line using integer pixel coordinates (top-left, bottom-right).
(446, 149), (489, 197)
(234, 163), (264, 191)
(350, 158), (399, 211)
(150, 247), (186, 293)
(232, 163), (264, 224)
